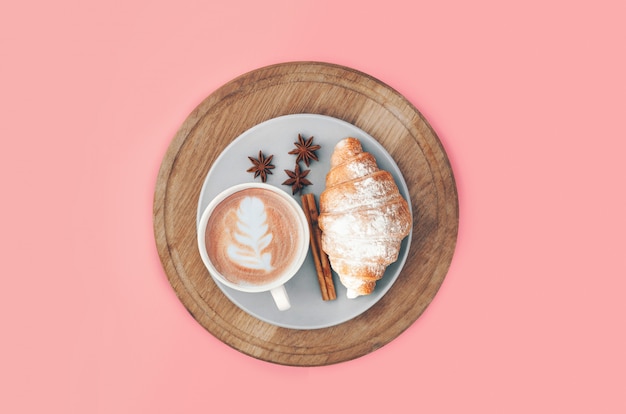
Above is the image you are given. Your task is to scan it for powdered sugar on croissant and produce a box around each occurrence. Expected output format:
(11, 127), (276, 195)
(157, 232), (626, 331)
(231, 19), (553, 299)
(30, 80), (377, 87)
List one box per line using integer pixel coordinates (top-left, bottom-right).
(318, 137), (412, 298)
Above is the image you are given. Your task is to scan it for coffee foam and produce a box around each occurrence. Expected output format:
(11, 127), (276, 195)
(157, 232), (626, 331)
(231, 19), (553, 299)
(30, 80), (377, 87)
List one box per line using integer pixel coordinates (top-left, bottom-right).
(205, 188), (303, 287)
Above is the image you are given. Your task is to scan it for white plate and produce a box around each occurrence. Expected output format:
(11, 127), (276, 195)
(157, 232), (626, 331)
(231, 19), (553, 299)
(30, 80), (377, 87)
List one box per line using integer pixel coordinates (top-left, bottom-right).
(197, 114), (412, 329)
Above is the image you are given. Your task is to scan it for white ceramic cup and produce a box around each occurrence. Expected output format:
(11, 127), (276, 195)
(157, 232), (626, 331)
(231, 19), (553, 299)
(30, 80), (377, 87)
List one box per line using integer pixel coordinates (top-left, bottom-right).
(197, 183), (310, 311)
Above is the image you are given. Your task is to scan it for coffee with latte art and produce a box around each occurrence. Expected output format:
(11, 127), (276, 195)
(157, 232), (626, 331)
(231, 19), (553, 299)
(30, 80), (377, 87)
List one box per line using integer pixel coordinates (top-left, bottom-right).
(205, 187), (304, 287)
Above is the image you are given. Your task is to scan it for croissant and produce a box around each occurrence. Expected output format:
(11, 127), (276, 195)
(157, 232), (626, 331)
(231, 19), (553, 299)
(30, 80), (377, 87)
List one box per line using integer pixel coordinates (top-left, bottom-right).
(318, 137), (412, 298)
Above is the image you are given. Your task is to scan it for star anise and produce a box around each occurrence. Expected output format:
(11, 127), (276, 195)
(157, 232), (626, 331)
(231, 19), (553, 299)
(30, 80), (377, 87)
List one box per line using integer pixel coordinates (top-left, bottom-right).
(246, 150), (275, 182)
(282, 163), (313, 195)
(288, 134), (321, 167)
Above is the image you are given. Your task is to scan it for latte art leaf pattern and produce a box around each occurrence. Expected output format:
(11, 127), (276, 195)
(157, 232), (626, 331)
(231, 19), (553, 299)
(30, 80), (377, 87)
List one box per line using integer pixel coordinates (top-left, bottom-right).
(227, 196), (274, 271)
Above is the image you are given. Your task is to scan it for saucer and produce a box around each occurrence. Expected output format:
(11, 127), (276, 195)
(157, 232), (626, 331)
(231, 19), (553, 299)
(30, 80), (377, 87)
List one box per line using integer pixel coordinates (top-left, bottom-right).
(197, 114), (412, 329)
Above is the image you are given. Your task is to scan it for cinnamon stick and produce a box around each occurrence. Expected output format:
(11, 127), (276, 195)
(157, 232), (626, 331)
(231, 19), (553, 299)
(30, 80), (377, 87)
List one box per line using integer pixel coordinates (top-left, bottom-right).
(301, 193), (336, 301)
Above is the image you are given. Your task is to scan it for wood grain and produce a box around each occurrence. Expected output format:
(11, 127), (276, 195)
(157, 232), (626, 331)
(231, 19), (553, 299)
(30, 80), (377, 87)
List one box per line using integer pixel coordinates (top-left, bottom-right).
(153, 62), (458, 366)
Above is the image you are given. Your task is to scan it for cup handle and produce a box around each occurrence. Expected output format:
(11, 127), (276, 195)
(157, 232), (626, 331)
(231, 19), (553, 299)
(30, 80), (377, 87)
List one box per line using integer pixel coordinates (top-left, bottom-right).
(270, 285), (291, 311)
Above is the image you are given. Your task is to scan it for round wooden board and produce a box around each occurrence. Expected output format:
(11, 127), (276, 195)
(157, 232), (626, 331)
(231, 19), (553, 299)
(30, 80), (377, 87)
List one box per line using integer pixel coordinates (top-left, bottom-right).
(153, 62), (458, 366)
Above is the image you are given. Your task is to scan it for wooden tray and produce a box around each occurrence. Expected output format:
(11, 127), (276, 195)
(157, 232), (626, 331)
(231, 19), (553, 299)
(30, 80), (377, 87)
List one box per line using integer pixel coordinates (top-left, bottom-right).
(153, 62), (458, 366)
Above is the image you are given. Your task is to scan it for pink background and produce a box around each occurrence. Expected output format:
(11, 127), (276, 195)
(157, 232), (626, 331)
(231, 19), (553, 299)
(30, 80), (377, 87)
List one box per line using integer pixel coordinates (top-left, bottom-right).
(2, 0), (625, 413)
